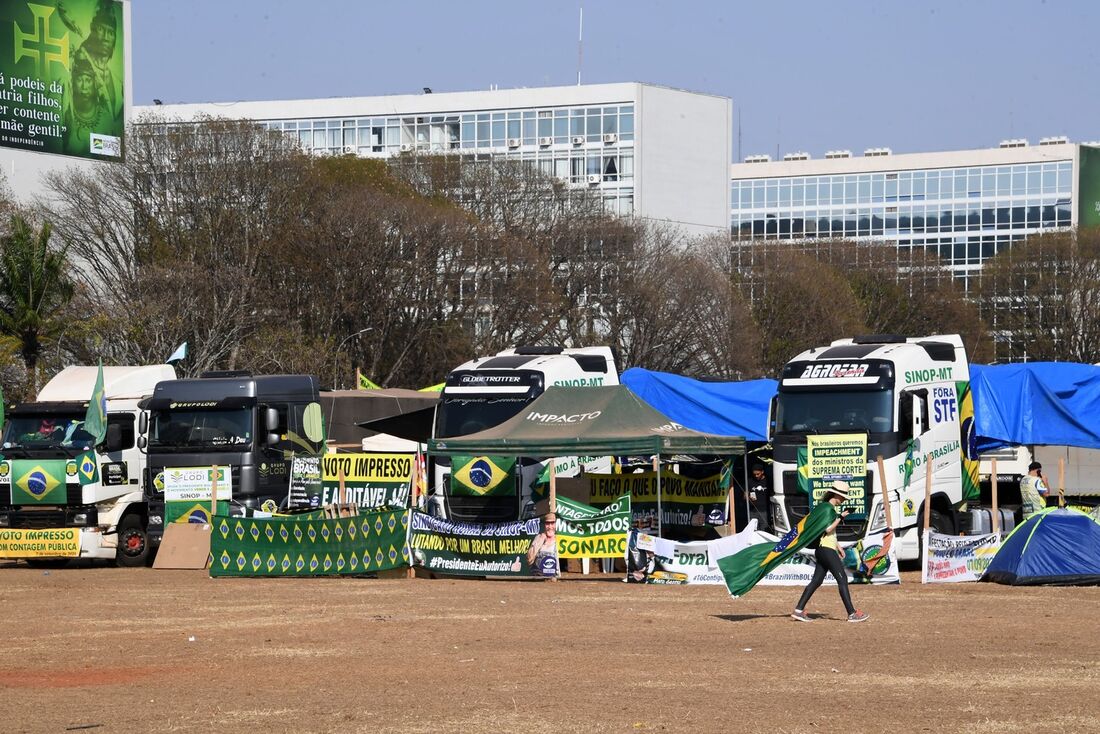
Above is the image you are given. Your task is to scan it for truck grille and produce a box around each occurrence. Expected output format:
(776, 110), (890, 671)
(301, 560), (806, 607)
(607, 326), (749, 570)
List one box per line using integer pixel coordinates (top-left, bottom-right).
(9, 510), (67, 529)
(781, 470), (869, 542)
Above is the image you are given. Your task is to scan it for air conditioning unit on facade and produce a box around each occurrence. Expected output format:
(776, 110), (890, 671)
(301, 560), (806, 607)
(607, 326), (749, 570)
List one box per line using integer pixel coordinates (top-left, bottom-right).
(744, 154), (771, 163)
(603, 133), (618, 144)
(824, 150), (853, 159)
(999, 139), (1028, 148)
(507, 138), (521, 148)
(572, 135), (585, 145)
(399, 143), (413, 152)
(586, 173), (602, 184)
(863, 147), (892, 157)
(538, 136), (553, 146)
(782, 152), (810, 161)
(343, 146), (356, 155)
(1039, 136), (1069, 146)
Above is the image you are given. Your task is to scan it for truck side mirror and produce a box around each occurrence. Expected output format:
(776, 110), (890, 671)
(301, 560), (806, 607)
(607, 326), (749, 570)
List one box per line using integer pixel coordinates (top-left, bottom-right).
(911, 394), (924, 437)
(264, 407), (279, 432)
(137, 436), (147, 449)
(105, 423), (123, 453)
(266, 432), (280, 447)
(767, 394), (778, 440)
(138, 412), (148, 435)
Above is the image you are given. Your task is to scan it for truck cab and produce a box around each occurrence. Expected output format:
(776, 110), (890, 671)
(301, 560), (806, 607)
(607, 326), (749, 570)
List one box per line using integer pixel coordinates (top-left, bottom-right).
(0, 365), (175, 566)
(142, 373), (324, 543)
(432, 346), (618, 522)
(769, 335), (976, 561)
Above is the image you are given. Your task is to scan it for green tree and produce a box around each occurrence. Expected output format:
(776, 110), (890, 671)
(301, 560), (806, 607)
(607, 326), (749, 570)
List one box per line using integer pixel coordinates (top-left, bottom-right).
(0, 215), (75, 393)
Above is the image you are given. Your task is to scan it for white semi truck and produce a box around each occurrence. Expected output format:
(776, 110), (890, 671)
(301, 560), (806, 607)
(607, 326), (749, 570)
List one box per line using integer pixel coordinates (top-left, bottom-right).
(0, 365), (175, 566)
(768, 335), (978, 561)
(431, 346), (619, 521)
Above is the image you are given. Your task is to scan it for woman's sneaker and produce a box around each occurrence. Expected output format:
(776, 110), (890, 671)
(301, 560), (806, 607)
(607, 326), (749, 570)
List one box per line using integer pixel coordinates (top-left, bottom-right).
(790, 610), (813, 622)
(847, 610), (870, 623)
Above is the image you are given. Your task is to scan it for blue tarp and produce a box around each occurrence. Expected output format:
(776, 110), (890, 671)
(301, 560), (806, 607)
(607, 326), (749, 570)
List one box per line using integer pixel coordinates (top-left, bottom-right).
(620, 368), (777, 442)
(982, 508), (1100, 585)
(970, 363), (1100, 452)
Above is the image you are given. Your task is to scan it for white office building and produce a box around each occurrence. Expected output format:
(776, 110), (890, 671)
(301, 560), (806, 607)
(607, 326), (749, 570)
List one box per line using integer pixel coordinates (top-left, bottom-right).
(730, 139), (1100, 289)
(138, 82), (733, 237)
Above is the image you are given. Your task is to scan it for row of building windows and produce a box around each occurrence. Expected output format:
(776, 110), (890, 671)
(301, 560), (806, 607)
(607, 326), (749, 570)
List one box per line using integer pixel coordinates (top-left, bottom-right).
(731, 161), (1073, 209)
(260, 104), (634, 155)
(732, 200), (1072, 239)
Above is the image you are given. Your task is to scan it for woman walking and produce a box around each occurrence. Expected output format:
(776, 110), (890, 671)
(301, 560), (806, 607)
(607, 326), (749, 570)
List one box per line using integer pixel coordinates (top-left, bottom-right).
(791, 481), (870, 623)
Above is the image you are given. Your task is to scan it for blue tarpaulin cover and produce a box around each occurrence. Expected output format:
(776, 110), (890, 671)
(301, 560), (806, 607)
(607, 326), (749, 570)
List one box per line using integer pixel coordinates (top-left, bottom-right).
(982, 507), (1100, 585)
(620, 368), (777, 442)
(970, 363), (1100, 451)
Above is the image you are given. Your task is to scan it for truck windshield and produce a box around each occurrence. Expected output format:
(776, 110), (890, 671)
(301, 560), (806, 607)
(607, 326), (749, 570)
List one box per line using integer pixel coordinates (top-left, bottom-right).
(149, 408), (253, 450)
(2, 413), (95, 450)
(435, 395), (533, 438)
(775, 390), (894, 434)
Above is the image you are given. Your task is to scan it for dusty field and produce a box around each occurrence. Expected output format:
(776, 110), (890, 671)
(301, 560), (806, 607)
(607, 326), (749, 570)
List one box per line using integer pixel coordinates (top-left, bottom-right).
(0, 563), (1097, 734)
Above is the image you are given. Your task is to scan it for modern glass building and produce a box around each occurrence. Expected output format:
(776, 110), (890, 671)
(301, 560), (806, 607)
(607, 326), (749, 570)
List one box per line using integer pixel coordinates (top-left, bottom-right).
(139, 83), (732, 237)
(730, 140), (1091, 289)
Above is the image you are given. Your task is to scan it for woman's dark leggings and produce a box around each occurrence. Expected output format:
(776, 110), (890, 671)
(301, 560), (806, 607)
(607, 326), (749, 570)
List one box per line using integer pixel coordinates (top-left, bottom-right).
(796, 546), (855, 615)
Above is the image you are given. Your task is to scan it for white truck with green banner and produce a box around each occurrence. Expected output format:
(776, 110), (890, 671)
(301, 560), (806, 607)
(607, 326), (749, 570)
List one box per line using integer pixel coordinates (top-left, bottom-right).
(0, 365), (175, 566)
(769, 335), (978, 561)
(431, 346), (619, 523)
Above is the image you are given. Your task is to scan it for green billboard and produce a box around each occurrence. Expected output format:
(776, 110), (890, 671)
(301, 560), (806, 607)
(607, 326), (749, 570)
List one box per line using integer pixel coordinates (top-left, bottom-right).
(1080, 145), (1100, 229)
(0, 0), (124, 159)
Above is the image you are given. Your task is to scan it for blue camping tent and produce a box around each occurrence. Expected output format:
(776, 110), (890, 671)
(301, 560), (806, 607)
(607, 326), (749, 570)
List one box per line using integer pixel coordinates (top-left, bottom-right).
(982, 508), (1100, 585)
(970, 362), (1100, 452)
(620, 368), (776, 442)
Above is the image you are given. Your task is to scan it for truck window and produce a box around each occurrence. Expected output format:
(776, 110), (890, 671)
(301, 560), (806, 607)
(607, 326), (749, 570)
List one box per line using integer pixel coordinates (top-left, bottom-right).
(266, 402), (322, 456)
(898, 389), (930, 441)
(107, 414), (135, 450)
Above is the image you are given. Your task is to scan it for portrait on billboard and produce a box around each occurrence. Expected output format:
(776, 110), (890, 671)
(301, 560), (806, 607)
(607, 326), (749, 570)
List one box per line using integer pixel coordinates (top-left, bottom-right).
(0, 0), (124, 159)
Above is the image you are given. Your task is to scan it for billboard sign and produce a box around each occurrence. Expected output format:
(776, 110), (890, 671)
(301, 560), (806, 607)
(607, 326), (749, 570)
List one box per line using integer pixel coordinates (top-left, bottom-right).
(0, 0), (124, 159)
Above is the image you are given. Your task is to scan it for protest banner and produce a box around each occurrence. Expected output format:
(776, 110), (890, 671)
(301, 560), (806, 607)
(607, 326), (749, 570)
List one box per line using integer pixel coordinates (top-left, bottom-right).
(0, 527), (80, 558)
(163, 466), (230, 523)
(922, 531), (1002, 583)
(588, 471), (728, 529)
(409, 512), (554, 577)
(555, 494), (630, 559)
(289, 456), (322, 508)
(209, 508), (409, 577)
(624, 524), (900, 586)
(316, 453), (412, 510)
(799, 433), (870, 519)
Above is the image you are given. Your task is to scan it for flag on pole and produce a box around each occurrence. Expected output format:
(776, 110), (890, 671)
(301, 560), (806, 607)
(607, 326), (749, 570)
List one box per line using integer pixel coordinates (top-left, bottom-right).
(418, 383), (444, 392)
(716, 502), (837, 597)
(77, 362), (107, 486)
(166, 341), (188, 365)
(357, 371), (380, 390)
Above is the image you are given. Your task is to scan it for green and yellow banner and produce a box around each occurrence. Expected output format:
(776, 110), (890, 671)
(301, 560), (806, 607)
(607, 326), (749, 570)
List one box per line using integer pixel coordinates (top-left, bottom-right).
(798, 433), (869, 518)
(318, 453), (412, 509)
(555, 494), (630, 558)
(450, 455), (515, 497)
(588, 471), (728, 528)
(9, 459), (69, 504)
(0, 527), (80, 557)
(0, 0), (125, 159)
(209, 508), (410, 577)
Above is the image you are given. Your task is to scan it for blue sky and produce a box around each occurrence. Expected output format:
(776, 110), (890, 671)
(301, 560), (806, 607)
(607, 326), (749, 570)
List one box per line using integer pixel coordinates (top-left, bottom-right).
(133, 0), (1099, 159)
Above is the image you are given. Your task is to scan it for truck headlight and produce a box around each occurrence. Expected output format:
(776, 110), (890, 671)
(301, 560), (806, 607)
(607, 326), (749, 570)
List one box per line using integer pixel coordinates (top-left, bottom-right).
(772, 503), (789, 532)
(868, 503), (886, 533)
(149, 515), (163, 526)
(0, 514), (8, 527)
(72, 513), (87, 525)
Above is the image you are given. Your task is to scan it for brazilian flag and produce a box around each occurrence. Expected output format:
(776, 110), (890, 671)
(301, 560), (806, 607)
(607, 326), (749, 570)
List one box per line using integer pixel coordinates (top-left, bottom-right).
(10, 460), (68, 504)
(797, 446), (811, 494)
(450, 455), (516, 497)
(77, 362), (107, 485)
(76, 450), (99, 486)
(717, 502), (837, 597)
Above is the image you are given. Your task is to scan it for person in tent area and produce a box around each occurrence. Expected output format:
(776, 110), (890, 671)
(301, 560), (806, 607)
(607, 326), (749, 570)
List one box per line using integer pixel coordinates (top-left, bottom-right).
(1020, 461), (1050, 520)
(791, 481), (869, 623)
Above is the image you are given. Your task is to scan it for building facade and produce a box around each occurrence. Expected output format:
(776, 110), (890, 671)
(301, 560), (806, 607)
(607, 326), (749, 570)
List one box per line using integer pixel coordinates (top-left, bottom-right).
(729, 140), (1098, 289)
(139, 82), (733, 237)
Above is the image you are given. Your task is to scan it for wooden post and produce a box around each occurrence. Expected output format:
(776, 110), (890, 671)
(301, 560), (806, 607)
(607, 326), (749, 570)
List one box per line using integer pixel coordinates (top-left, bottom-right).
(923, 454), (933, 532)
(653, 455), (662, 538)
(875, 455), (893, 532)
(727, 459), (736, 535)
(991, 458), (1000, 536)
(338, 465), (347, 507)
(1058, 456), (1066, 508)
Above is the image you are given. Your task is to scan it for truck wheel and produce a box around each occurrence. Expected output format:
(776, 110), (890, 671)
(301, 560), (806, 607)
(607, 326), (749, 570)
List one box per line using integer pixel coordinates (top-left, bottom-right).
(116, 514), (150, 568)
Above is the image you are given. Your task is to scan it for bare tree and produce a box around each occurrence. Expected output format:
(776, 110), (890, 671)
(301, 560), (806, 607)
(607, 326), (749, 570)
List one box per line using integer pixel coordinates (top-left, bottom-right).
(977, 229), (1100, 362)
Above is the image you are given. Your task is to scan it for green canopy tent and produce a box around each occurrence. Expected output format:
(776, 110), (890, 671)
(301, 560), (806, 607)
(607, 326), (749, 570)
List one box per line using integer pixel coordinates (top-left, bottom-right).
(429, 386), (746, 534)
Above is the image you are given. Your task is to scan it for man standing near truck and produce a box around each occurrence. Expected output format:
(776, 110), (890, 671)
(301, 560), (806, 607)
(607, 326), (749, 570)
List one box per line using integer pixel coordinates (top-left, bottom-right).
(1020, 461), (1050, 519)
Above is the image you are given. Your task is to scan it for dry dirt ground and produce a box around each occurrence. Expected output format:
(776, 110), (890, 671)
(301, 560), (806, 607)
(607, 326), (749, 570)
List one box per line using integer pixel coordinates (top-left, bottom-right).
(0, 563), (1097, 734)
